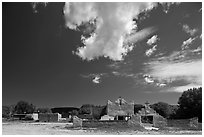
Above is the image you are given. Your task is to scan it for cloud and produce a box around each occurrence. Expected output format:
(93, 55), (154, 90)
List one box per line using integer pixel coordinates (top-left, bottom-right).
(31, 2), (47, 13)
(64, 2), (158, 61)
(144, 77), (154, 83)
(124, 27), (157, 45)
(92, 76), (101, 84)
(182, 24), (198, 36)
(145, 45), (157, 57)
(161, 2), (180, 13)
(181, 37), (196, 50)
(145, 59), (202, 92)
(80, 73), (107, 84)
(170, 83), (201, 92)
(156, 83), (166, 87)
(146, 35), (159, 45)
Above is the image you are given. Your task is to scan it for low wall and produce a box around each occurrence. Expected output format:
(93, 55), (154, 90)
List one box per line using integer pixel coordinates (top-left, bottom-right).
(38, 113), (61, 122)
(167, 117), (199, 129)
(82, 120), (128, 128)
(153, 115), (167, 128)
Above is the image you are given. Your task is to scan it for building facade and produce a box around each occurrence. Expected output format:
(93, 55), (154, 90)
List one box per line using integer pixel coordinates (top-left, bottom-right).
(106, 97), (134, 120)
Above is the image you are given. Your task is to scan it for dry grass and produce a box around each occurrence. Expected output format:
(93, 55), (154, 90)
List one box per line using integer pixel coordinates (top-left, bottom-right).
(2, 121), (202, 135)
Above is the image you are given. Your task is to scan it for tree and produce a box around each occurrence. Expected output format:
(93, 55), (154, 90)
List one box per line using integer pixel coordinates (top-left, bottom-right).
(177, 87), (202, 122)
(134, 104), (144, 114)
(151, 102), (172, 118)
(15, 101), (36, 114)
(79, 104), (107, 120)
(36, 107), (51, 113)
(71, 109), (79, 116)
(2, 106), (11, 118)
(92, 105), (106, 119)
(79, 104), (93, 114)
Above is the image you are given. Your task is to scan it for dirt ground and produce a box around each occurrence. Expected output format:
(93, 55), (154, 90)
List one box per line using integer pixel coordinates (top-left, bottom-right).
(2, 121), (202, 135)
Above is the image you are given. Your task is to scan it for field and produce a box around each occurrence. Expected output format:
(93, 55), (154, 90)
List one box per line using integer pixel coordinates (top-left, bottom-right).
(2, 121), (202, 135)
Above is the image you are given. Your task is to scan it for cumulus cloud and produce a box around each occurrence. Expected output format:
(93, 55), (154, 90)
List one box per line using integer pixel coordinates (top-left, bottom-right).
(146, 35), (159, 45)
(145, 45), (157, 57)
(64, 2), (158, 61)
(182, 24), (198, 36)
(181, 37), (196, 50)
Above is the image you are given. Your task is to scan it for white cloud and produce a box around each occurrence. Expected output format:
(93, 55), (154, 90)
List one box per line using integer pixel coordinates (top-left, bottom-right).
(170, 83), (201, 92)
(146, 35), (159, 45)
(143, 74), (154, 83)
(182, 24), (198, 36)
(124, 27), (157, 45)
(81, 73), (107, 84)
(181, 37), (196, 50)
(145, 45), (157, 57)
(161, 2), (180, 13)
(192, 46), (202, 53)
(156, 83), (166, 87)
(64, 2), (158, 61)
(31, 2), (47, 13)
(145, 59), (202, 92)
(92, 76), (101, 84)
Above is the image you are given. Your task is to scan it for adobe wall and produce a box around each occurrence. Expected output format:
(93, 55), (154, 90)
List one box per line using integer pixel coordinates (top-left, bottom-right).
(107, 103), (134, 116)
(38, 113), (61, 122)
(167, 117), (199, 129)
(82, 120), (129, 128)
(153, 115), (167, 128)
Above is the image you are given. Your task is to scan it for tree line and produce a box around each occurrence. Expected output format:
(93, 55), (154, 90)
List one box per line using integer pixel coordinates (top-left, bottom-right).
(3, 87), (202, 122)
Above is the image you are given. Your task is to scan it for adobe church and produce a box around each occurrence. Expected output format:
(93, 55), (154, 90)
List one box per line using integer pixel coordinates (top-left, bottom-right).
(101, 97), (134, 120)
(100, 97), (167, 128)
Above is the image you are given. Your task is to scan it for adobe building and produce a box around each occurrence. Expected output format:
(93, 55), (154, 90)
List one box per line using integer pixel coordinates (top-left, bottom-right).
(38, 113), (62, 122)
(130, 102), (167, 127)
(100, 97), (167, 128)
(106, 97), (134, 120)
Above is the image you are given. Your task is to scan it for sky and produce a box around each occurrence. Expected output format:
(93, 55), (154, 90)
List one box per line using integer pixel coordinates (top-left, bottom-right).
(2, 2), (202, 108)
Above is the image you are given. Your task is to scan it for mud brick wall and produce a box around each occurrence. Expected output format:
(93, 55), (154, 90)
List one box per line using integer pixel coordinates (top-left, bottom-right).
(73, 116), (83, 127)
(167, 117), (199, 129)
(38, 113), (60, 122)
(107, 103), (134, 116)
(153, 115), (167, 128)
(82, 120), (129, 128)
(128, 114), (141, 126)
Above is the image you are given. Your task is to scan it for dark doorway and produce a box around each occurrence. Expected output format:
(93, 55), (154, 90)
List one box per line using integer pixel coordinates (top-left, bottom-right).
(118, 116), (125, 120)
(141, 116), (153, 124)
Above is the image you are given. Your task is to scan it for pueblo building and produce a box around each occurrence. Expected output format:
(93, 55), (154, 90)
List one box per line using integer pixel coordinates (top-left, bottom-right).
(100, 97), (167, 128)
(101, 97), (134, 121)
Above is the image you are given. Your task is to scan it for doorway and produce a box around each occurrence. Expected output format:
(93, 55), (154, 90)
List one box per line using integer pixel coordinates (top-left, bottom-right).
(141, 116), (153, 124)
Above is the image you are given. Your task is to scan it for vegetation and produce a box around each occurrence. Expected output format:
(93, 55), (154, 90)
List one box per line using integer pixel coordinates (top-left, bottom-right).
(78, 104), (106, 119)
(151, 102), (178, 119)
(14, 101), (36, 114)
(134, 104), (144, 114)
(2, 106), (11, 118)
(177, 87), (202, 122)
(2, 87), (202, 122)
(36, 107), (52, 113)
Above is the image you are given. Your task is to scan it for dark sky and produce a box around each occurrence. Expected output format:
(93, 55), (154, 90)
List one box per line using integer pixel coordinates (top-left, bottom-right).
(3, 2), (202, 108)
